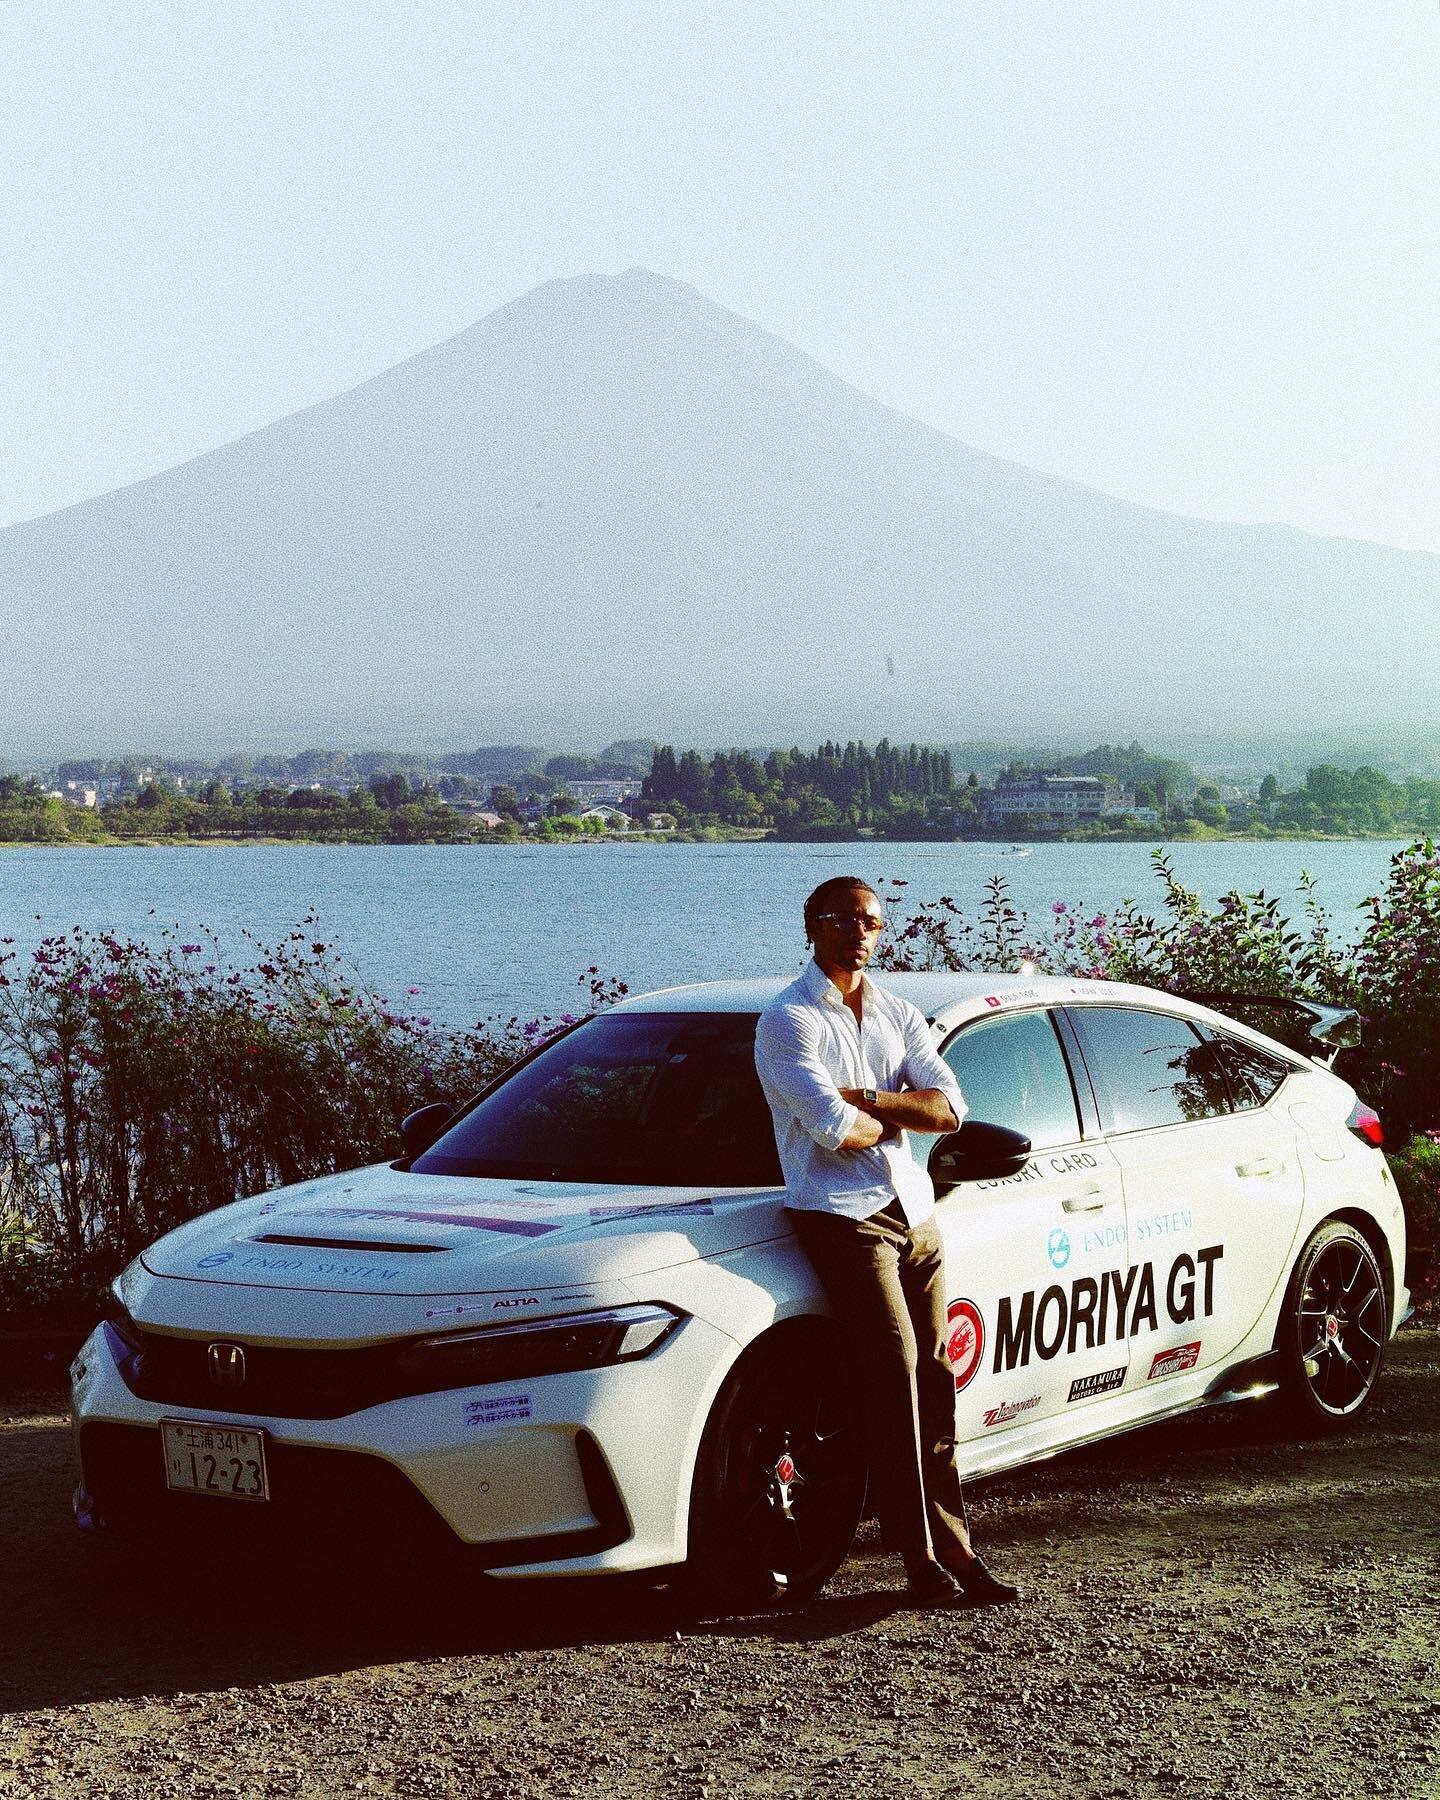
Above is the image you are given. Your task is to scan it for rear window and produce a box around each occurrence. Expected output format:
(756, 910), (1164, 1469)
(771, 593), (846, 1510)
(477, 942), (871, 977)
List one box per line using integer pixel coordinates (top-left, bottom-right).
(1204, 1030), (1293, 1110)
(412, 1012), (782, 1187)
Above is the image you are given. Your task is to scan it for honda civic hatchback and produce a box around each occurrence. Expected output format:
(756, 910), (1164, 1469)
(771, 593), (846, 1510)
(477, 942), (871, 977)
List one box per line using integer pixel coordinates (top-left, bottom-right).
(70, 974), (1410, 1601)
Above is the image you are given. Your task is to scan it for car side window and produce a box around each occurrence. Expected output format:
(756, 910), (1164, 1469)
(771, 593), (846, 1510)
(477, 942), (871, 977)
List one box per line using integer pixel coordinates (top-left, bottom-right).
(939, 1009), (1082, 1151)
(1205, 1030), (1293, 1110)
(1069, 1006), (1230, 1134)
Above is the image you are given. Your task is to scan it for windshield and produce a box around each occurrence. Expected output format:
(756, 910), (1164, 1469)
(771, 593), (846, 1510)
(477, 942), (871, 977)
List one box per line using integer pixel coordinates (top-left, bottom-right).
(411, 1012), (783, 1186)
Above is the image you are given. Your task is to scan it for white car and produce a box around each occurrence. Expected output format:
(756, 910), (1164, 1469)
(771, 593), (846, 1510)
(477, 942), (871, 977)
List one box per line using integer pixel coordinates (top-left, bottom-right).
(71, 974), (1410, 1601)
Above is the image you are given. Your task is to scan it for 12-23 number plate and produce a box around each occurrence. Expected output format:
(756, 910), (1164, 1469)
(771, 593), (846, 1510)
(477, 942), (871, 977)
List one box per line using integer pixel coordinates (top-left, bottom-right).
(161, 1419), (270, 1501)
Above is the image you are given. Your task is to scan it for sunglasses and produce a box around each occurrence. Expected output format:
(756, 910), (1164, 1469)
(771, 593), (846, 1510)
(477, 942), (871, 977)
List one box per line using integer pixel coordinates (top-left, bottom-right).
(814, 911), (886, 933)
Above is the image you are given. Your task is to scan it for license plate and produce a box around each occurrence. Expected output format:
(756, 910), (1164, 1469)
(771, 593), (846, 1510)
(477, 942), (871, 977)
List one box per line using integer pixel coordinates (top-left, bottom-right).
(160, 1419), (270, 1501)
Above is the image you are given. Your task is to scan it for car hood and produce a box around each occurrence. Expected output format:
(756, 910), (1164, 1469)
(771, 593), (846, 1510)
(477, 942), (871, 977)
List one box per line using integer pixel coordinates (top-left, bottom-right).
(139, 1161), (792, 1296)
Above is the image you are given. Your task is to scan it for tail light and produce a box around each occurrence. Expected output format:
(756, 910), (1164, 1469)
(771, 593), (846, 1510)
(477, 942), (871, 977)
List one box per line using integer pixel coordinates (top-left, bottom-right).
(1346, 1101), (1384, 1149)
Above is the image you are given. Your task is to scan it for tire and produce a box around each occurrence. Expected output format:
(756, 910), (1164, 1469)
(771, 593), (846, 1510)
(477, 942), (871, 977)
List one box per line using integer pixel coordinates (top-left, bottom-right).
(680, 1328), (867, 1611)
(1274, 1220), (1389, 1432)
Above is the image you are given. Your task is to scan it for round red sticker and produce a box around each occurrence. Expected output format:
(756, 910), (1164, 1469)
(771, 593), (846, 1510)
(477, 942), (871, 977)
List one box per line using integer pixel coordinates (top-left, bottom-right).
(946, 1298), (984, 1393)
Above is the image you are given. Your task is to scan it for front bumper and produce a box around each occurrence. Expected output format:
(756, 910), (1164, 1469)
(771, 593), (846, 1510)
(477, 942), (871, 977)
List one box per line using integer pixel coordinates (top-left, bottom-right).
(69, 1308), (738, 1577)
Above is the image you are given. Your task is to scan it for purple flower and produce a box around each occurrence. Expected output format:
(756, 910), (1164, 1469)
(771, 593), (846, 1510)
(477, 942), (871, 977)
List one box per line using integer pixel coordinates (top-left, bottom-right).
(1051, 901), (1067, 915)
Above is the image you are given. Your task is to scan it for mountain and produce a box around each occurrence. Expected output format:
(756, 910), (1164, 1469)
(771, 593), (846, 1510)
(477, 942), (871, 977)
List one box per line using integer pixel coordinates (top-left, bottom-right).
(3, 268), (1436, 756)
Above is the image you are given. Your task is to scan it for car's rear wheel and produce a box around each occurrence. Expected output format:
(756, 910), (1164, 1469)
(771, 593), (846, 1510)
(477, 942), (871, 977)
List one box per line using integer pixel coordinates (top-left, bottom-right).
(1275, 1220), (1388, 1431)
(681, 1328), (867, 1611)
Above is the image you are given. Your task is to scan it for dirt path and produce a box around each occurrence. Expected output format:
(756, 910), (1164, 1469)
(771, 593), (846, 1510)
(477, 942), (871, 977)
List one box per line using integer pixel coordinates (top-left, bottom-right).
(2, 1332), (1437, 1800)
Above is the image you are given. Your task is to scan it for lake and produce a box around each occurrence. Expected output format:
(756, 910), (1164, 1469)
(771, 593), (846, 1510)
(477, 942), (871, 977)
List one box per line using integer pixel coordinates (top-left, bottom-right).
(0, 839), (1404, 1029)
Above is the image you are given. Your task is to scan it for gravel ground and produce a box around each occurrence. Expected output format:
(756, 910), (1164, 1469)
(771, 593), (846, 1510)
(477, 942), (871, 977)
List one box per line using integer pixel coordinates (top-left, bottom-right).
(1, 1330), (1437, 1800)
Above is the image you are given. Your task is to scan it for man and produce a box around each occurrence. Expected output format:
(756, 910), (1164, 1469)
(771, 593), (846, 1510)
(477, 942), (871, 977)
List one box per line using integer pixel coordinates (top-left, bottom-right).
(754, 876), (1019, 1606)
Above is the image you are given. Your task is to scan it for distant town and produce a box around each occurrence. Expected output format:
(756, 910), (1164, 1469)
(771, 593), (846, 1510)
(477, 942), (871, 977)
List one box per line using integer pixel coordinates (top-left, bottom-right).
(1, 738), (1436, 845)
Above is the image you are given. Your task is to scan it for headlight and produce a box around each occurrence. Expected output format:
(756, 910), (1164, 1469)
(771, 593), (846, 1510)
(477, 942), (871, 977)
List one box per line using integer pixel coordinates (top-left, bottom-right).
(395, 1302), (683, 1391)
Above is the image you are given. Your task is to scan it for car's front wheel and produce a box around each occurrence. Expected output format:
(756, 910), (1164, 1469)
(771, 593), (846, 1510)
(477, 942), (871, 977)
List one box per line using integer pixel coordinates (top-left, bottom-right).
(681, 1327), (867, 1611)
(1275, 1220), (1389, 1431)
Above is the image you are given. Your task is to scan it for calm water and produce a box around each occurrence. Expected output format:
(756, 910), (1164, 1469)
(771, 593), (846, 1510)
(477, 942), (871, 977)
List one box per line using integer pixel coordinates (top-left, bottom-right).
(0, 840), (1404, 1028)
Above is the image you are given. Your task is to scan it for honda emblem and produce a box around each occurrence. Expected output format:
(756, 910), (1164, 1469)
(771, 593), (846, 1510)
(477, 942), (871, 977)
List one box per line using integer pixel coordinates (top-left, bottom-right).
(206, 1342), (247, 1389)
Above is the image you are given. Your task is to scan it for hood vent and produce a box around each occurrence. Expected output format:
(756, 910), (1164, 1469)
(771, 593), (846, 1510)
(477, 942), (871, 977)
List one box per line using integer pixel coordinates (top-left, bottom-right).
(252, 1233), (448, 1255)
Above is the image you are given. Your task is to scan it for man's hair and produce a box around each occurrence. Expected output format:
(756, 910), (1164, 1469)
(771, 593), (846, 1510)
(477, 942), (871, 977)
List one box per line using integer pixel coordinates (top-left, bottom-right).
(802, 875), (879, 943)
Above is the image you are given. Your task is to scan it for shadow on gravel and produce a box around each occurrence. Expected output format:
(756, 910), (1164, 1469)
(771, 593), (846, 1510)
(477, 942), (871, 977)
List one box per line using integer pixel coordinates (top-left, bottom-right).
(4, 1333), (1434, 1716)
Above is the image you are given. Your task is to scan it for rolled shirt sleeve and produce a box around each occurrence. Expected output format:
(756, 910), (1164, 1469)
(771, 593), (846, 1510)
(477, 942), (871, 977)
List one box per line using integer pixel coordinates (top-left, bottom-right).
(897, 1006), (966, 1131)
(754, 1004), (860, 1151)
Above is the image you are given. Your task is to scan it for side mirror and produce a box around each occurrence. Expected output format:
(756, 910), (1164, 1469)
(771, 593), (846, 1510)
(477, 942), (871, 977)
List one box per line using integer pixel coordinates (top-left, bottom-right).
(928, 1121), (1032, 1193)
(399, 1102), (453, 1159)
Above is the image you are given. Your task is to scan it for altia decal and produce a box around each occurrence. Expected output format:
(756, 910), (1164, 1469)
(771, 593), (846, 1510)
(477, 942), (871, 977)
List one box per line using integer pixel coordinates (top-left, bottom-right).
(945, 1298), (985, 1393)
(1148, 1341), (1202, 1381)
(981, 1394), (1041, 1428)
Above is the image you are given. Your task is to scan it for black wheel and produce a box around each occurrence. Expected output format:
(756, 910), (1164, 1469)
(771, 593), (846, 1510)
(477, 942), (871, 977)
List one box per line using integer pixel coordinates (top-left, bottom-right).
(681, 1329), (867, 1611)
(1275, 1221), (1388, 1431)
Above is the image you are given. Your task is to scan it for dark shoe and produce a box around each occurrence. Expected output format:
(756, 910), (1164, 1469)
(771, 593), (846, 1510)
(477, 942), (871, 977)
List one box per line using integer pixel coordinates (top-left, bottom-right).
(949, 1552), (1020, 1605)
(902, 1556), (966, 1606)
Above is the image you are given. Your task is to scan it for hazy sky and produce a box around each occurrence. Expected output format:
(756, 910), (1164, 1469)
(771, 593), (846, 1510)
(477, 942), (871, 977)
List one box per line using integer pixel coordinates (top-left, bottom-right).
(4, 2), (1437, 549)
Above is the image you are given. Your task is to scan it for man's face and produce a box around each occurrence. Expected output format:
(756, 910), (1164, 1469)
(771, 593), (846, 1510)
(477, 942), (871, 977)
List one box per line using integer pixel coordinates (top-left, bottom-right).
(810, 887), (886, 974)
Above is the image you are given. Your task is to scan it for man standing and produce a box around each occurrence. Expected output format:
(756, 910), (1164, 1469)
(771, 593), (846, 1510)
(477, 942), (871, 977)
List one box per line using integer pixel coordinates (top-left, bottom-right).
(754, 876), (1018, 1606)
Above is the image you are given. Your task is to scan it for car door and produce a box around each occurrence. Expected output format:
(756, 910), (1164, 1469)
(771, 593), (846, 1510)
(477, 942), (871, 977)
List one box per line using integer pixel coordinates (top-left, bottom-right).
(1062, 1004), (1307, 1389)
(929, 1007), (1131, 1444)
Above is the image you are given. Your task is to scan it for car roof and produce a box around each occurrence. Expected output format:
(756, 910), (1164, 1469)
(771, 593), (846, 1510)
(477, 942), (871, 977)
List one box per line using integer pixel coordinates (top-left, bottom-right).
(607, 973), (1314, 1062)
(609, 971), (1194, 1028)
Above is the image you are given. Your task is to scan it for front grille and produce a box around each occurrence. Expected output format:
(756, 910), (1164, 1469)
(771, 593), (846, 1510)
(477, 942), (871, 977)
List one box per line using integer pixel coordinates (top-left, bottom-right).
(118, 1325), (414, 1419)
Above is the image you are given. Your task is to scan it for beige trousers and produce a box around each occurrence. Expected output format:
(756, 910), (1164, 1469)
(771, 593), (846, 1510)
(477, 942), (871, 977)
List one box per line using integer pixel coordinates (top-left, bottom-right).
(788, 1197), (969, 1561)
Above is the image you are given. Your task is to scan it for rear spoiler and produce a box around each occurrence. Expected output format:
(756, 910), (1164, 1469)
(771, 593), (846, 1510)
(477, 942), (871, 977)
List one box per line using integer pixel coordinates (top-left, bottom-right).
(1186, 993), (1363, 1067)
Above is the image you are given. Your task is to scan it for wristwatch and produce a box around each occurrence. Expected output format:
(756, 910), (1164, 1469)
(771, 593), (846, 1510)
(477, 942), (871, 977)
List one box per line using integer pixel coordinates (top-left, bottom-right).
(862, 1087), (878, 1105)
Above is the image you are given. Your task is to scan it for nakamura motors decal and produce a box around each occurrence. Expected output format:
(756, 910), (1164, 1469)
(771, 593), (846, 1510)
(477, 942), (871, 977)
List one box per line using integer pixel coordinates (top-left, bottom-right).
(1148, 1342), (1202, 1381)
(945, 1298), (985, 1393)
(992, 1246), (1224, 1373)
(982, 1394), (1041, 1429)
(1067, 1364), (1126, 1402)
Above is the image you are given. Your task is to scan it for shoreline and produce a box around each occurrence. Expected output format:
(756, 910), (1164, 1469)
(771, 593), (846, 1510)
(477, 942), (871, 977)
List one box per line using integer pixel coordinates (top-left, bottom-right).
(0, 828), (1417, 851)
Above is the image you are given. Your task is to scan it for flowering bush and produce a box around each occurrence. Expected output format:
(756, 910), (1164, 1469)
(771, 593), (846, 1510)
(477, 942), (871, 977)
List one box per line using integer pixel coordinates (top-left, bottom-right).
(0, 922), (612, 1326)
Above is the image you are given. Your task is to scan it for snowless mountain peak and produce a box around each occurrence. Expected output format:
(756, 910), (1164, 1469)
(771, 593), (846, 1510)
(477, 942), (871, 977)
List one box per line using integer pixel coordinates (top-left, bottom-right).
(2, 271), (1437, 755)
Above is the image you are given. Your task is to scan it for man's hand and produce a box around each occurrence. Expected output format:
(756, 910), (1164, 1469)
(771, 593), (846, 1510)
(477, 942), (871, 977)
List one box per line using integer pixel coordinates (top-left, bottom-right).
(839, 1086), (960, 1135)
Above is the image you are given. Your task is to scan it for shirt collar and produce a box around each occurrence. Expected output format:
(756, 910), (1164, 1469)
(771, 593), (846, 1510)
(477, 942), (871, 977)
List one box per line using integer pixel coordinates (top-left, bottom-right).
(802, 957), (872, 1009)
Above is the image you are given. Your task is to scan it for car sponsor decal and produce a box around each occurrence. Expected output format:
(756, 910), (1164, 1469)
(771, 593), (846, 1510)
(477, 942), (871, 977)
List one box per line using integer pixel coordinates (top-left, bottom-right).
(1047, 1228), (1071, 1270)
(981, 1394), (1041, 1428)
(1076, 1206), (1196, 1259)
(1148, 1341), (1202, 1381)
(977, 1152), (1101, 1194)
(1067, 1364), (1126, 1402)
(945, 1298), (985, 1392)
(586, 1202), (716, 1222)
(991, 1245), (1224, 1373)
(191, 1249), (401, 1281)
(464, 1393), (532, 1426)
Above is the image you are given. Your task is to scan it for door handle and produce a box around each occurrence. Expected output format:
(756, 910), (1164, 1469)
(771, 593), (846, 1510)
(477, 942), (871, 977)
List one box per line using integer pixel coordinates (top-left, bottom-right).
(1060, 1181), (1106, 1213)
(1236, 1156), (1283, 1179)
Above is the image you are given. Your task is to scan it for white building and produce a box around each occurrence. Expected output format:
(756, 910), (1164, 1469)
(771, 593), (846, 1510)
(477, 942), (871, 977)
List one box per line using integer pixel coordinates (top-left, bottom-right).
(978, 774), (1131, 826)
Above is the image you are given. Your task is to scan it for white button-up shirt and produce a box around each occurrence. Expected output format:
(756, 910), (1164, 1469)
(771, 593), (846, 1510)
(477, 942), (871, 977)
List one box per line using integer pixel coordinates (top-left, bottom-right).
(754, 960), (966, 1226)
